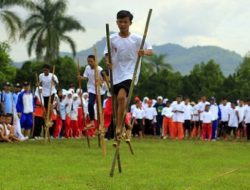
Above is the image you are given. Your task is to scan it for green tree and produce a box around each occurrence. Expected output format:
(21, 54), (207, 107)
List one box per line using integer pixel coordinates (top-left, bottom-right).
(22, 0), (85, 63)
(186, 60), (225, 100)
(0, 41), (16, 85)
(143, 54), (172, 74)
(234, 56), (250, 99)
(0, 0), (32, 40)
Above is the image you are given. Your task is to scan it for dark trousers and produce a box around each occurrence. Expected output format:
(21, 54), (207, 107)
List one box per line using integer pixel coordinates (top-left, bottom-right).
(212, 120), (218, 139)
(144, 119), (154, 135)
(218, 121), (228, 138)
(88, 93), (104, 121)
(33, 116), (44, 137)
(60, 120), (66, 137)
(247, 123), (250, 140)
(43, 94), (55, 110)
(156, 117), (163, 136)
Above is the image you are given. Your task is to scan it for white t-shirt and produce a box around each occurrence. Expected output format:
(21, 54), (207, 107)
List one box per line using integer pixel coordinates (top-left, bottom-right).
(183, 104), (192, 120)
(161, 107), (173, 118)
(192, 105), (199, 121)
(228, 108), (239, 127)
(39, 73), (59, 97)
(172, 103), (185, 123)
(23, 93), (34, 113)
(200, 111), (213, 124)
(244, 106), (250, 124)
(144, 107), (157, 120)
(83, 65), (105, 95)
(210, 104), (219, 120)
(104, 32), (152, 85)
(132, 107), (145, 119)
(219, 104), (230, 122)
(236, 105), (246, 123)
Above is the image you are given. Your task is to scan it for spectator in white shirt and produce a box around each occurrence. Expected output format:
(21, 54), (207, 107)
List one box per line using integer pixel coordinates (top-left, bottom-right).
(243, 99), (250, 140)
(183, 98), (192, 138)
(236, 99), (246, 138)
(228, 103), (239, 139)
(218, 98), (230, 139)
(144, 99), (157, 135)
(132, 100), (145, 138)
(162, 101), (173, 139)
(210, 97), (220, 140)
(200, 103), (213, 140)
(172, 95), (185, 140)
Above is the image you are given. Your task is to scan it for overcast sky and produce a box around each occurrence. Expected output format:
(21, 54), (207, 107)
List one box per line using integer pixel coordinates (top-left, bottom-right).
(1, 0), (250, 62)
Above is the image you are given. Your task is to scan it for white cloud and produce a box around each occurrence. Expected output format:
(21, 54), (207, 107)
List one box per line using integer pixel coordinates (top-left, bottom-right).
(1, 0), (250, 61)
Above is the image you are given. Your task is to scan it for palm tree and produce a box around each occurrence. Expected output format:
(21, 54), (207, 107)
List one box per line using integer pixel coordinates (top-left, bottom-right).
(22, 0), (85, 63)
(0, 0), (31, 40)
(144, 54), (172, 73)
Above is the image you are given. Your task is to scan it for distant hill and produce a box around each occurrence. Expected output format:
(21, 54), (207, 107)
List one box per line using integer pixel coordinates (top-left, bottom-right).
(18, 37), (244, 76)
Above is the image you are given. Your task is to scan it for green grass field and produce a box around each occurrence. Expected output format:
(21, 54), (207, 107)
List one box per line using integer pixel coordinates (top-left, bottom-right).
(0, 138), (250, 190)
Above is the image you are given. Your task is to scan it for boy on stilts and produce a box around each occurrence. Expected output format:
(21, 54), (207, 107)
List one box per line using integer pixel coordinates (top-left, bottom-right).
(104, 10), (153, 144)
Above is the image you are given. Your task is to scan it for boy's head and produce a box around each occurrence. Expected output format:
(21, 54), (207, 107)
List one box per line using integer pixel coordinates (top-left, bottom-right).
(5, 114), (12, 124)
(157, 96), (163, 104)
(15, 83), (21, 93)
(0, 114), (5, 124)
(184, 97), (190, 104)
(176, 95), (182, 103)
(23, 81), (30, 91)
(222, 98), (227, 106)
(147, 99), (152, 107)
(43, 64), (50, 75)
(116, 10), (133, 33)
(205, 103), (210, 111)
(4, 81), (11, 91)
(231, 103), (236, 109)
(87, 55), (96, 69)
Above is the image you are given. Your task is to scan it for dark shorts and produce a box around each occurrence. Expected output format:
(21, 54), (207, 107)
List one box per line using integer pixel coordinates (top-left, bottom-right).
(113, 79), (132, 96)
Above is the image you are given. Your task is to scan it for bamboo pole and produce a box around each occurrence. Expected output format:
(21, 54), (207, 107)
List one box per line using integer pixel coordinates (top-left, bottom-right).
(77, 59), (90, 148)
(44, 65), (55, 142)
(93, 47), (106, 156)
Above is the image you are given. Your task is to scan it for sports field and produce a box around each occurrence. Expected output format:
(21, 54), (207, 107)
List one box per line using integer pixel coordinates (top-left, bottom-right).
(0, 138), (249, 190)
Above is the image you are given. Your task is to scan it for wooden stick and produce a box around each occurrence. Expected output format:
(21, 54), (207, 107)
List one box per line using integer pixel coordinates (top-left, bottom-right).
(106, 24), (122, 172)
(109, 9), (153, 177)
(77, 59), (90, 148)
(45, 65), (55, 142)
(93, 47), (106, 156)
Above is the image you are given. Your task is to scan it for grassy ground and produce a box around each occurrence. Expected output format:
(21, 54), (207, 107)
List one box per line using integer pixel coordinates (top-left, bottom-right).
(0, 138), (250, 190)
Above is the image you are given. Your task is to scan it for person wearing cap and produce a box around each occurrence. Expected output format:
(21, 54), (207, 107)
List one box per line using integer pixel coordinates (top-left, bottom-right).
(172, 95), (185, 140)
(243, 99), (250, 140)
(144, 99), (157, 135)
(39, 64), (59, 111)
(78, 55), (105, 129)
(154, 96), (166, 136)
(16, 82), (35, 138)
(200, 103), (213, 140)
(0, 82), (14, 115)
(210, 97), (220, 141)
(12, 82), (27, 140)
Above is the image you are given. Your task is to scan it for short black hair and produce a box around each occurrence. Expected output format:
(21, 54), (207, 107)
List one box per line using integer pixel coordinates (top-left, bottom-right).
(117, 10), (133, 21)
(6, 113), (13, 118)
(87, 55), (95, 60)
(43, 64), (50, 69)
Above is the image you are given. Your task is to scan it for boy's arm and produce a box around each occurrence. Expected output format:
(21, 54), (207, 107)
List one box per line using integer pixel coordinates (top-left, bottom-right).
(138, 49), (153, 56)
